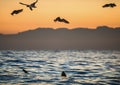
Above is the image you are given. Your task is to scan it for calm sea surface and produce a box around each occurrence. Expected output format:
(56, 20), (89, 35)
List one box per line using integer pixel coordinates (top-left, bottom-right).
(0, 50), (120, 85)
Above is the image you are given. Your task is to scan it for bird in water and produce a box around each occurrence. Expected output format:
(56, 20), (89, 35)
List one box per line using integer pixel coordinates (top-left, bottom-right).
(22, 68), (28, 73)
(102, 3), (116, 8)
(11, 9), (23, 15)
(19, 0), (38, 11)
(54, 17), (70, 24)
(61, 71), (67, 77)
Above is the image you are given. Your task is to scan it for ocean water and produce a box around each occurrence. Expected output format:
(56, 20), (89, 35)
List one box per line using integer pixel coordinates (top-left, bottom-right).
(0, 50), (120, 85)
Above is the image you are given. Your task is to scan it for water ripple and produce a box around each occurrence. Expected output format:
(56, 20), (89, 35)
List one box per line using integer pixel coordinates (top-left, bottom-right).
(0, 50), (120, 85)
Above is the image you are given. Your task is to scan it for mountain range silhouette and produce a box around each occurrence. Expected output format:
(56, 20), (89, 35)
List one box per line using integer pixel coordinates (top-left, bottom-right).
(0, 26), (120, 50)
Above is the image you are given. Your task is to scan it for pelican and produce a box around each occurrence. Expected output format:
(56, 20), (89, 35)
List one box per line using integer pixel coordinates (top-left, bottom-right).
(19, 0), (38, 11)
(11, 9), (23, 15)
(54, 17), (70, 24)
(102, 3), (116, 8)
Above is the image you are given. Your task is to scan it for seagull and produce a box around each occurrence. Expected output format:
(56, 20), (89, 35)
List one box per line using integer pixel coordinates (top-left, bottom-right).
(19, 0), (38, 11)
(61, 71), (67, 77)
(54, 17), (70, 24)
(22, 68), (28, 73)
(11, 9), (23, 15)
(102, 3), (116, 8)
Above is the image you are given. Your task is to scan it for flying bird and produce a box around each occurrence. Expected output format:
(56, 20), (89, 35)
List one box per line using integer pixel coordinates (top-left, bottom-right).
(54, 17), (70, 24)
(19, 0), (38, 11)
(102, 3), (116, 8)
(11, 9), (23, 15)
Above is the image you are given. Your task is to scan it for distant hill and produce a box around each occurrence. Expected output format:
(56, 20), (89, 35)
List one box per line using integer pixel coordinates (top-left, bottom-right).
(0, 26), (120, 50)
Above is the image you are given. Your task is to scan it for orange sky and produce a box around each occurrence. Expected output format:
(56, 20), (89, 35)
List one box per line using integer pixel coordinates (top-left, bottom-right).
(0, 0), (120, 34)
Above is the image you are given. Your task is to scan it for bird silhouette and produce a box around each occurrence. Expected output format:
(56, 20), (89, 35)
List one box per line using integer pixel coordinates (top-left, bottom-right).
(61, 71), (67, 77)
(11, 9), (23, 15)
(22, 68), (28, 73)
(54, 17), (70, 24)
(102, 3), (116, 8)
(19, 0), (38, 11)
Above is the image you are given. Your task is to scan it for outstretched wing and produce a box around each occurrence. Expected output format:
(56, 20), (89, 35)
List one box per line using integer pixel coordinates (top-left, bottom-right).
(34, 0), (38, 4)
(17, 9), (23, 13)
(19, 2), (28, 6)
(30, 0), (38, 7)
(35, 0), (38, 3)
(62, 19), (69, 24)
(54, 17), (61, 22)
(110, 3), (116, 7)
(11, 11), (15, 15)
(102, 4), (109, 8)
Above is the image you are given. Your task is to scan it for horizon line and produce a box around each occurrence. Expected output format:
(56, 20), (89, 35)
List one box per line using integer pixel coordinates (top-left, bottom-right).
(0, 25), (120, 35)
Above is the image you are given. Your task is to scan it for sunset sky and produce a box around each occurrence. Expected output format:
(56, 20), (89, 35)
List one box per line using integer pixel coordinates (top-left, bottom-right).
(0, 0), (120, 34)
